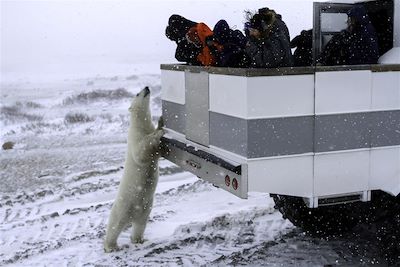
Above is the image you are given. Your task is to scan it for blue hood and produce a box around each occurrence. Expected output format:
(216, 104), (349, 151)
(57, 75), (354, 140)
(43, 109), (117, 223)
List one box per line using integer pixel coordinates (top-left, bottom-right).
(347, 5), (370, 25)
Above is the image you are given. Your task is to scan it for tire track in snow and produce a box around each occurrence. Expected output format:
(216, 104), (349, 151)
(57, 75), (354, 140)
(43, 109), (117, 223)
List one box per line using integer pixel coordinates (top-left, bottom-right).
(0, 163), (180, 225)
(0, 166), (124, 227)
(0, 163), (187, 266)
(95, 207), (291, 267)
(1, 209), (108, 265)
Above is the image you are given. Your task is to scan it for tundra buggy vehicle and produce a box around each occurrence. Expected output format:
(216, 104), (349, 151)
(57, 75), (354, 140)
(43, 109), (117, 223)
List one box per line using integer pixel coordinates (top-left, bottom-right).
(160, 0), (399, 259)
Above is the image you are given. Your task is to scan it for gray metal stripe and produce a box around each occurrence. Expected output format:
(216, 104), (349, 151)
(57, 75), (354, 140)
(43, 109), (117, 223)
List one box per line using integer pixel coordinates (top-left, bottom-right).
(210, 112), (314, 158)
(248, 116), (314, 157)
(162, 104), (400, 157)
(315, 110), (400, 152)
(315, 113), (371, 152)
(210, 111), (400, 158)
(371, 110), (400, 147)
(160, 64), (400, 75)
(209, 112), (248, 156)
(162, 100), (186, 135)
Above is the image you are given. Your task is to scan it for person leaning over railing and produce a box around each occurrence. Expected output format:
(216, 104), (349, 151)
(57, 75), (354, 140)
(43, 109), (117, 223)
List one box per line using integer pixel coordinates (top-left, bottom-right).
(290, 29), (313, 67)
(244, 9), (293, 68)
(165, 14), (247, 67)
(165, 15), (200, 66)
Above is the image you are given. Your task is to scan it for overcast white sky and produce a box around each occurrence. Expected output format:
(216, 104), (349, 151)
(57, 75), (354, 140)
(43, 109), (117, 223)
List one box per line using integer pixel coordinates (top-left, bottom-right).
(0, 0), (312, 81)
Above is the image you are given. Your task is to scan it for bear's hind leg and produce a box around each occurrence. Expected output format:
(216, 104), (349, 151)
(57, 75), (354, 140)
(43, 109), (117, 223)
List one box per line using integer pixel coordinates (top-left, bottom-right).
(104, 215), (127, 252)
(131, 221), (147, 244)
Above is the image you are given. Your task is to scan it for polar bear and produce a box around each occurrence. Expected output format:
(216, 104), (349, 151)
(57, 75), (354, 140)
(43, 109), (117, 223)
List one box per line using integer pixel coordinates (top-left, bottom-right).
(104, 86), (164, 252)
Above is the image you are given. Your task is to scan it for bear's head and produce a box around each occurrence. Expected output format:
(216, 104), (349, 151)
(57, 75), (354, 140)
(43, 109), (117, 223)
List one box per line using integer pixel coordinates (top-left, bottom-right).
(129, 86), (152, 127)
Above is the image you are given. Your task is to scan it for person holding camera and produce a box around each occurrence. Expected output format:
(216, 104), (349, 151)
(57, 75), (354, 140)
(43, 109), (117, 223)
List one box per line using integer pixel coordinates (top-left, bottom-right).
(245, 9), (293, 68)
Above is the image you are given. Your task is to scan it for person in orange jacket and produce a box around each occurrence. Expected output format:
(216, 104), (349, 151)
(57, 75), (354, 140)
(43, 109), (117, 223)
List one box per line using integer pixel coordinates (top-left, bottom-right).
(186, 23), (223, 66)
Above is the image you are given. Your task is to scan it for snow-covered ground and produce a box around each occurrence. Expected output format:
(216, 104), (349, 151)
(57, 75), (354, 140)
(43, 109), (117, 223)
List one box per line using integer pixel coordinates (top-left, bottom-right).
(0, 69), (389, 266)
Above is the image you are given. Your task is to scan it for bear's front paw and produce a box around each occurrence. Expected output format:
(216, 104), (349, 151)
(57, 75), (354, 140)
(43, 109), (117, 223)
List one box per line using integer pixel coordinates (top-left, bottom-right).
(157, 116), (164, 130)
(155, 129), (165, 140)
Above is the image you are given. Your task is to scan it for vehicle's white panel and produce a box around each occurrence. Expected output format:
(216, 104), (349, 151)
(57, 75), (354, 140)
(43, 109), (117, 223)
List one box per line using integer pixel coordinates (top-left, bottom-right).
(314, 150), (369, 196)
(161, 70), (185, 104)
(371, 71), (400, 110)
(370, 146), (400, 196)
(315, 70), (372, 114)
(248, 155), (313, 197)
(246, 75), (315, 119)
(209, 74), (247, 118)
(162, 65), (400, 200)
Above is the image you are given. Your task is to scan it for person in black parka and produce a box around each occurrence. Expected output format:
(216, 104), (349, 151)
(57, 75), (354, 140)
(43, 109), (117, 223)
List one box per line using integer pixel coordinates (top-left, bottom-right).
(258, 7), (290, 43)
(345, 5), (379, 65)
(318, 30), (351, 66)
(290, 29), (313, 67)
(211, 19), (248, 67)
(245, 10), (293, 68)
(318, 5), (379, 66)
(165, 14), (200, 65)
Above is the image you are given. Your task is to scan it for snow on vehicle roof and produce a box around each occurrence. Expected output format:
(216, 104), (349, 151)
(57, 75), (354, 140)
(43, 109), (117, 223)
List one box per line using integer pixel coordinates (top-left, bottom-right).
(379, 47), (400, 64)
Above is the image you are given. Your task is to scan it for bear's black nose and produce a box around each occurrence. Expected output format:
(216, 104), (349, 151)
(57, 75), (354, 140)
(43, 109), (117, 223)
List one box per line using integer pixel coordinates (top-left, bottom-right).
(143, 87), (150, 97)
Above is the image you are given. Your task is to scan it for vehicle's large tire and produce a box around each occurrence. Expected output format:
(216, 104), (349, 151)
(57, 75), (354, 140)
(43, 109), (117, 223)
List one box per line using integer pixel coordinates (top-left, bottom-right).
(272, 192), (400, 264)
(377, 213), (400, 265)
(271, 194), (361, 236)
(366, 192), (400, 265)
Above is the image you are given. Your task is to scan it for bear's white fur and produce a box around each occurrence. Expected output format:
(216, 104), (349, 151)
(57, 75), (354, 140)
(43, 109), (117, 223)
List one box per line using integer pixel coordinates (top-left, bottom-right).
(104, 87), (164, 252)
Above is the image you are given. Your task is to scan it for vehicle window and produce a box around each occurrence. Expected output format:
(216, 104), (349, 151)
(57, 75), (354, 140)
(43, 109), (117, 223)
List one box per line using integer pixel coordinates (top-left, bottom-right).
(320, 13), (348, 32)
(320, 12), (348, 49)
